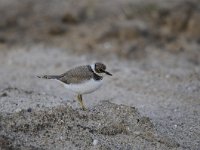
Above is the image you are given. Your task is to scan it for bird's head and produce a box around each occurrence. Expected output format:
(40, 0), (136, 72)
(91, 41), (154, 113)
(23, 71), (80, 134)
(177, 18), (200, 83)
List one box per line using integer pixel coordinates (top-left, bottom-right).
(92, 62), (112, 76)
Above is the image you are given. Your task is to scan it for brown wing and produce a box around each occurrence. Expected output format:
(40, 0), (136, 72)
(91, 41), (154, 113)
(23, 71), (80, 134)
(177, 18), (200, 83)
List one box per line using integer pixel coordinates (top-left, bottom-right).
(57, 65), (94, 84)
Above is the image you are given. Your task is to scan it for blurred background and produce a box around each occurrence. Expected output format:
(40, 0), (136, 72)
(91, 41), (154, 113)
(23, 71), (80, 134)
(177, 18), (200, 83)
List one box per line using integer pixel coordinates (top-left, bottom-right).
(0, 0), (199, 60)
(0, 0), (200, 149)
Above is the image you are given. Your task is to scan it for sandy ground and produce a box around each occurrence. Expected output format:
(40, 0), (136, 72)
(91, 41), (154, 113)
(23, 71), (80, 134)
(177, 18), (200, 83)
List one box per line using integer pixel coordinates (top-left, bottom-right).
(0, 0), (200, 149)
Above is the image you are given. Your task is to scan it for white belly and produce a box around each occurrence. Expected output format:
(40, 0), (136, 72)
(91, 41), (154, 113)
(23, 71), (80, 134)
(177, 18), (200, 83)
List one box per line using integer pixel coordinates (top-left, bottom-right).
(63, 79), (103, 95)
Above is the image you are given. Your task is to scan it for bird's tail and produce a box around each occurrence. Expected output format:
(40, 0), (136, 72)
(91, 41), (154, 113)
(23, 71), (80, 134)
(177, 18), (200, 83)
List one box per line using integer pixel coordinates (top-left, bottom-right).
(37, 75), (60, 79)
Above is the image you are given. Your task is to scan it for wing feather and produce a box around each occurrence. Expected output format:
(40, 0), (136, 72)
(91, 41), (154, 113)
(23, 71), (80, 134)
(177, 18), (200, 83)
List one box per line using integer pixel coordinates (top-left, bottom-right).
(58, 65), (93, 84)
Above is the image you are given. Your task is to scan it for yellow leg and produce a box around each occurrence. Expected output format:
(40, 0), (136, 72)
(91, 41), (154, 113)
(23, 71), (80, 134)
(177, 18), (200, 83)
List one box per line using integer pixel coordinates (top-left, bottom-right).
(77, 94), (86, 110)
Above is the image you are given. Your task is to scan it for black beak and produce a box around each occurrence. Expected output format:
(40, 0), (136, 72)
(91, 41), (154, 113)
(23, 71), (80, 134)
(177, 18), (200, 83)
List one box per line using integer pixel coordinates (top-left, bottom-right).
(104, 70), (112, 76)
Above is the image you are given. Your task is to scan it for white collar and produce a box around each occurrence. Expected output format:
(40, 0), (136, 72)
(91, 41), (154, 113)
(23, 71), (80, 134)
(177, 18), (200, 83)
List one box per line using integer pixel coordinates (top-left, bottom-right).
(90, 64), (103, 76)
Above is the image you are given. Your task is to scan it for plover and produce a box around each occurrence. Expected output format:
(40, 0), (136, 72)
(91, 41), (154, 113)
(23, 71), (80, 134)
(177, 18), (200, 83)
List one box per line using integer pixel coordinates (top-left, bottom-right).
(38, 62), (112, 110)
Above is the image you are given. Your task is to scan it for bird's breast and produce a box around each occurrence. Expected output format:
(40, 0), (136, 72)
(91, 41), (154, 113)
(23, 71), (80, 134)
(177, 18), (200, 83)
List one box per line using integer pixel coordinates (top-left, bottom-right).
(64, 79), (103, 94)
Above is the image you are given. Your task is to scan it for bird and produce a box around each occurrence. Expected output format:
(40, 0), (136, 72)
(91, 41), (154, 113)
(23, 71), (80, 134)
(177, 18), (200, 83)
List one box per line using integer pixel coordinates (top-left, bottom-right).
(37, 62), (112, 110)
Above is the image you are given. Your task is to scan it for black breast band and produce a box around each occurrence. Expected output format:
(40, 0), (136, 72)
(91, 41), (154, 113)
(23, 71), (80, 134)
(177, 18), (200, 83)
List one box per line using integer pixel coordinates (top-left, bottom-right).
(87, 65), (103, 81)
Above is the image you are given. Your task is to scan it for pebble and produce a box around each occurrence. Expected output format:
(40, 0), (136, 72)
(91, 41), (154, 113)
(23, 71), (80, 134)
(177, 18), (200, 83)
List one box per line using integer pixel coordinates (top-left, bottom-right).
(15, 108), (22, 113)
(1, 92), (8, 97)
(27, 108), (32, 112)
(93, 139), (98, 146)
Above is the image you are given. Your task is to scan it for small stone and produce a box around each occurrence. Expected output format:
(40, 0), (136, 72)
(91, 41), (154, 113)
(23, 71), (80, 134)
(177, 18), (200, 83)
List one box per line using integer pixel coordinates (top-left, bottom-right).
(15, 108), (22, 113)
(61, 13), (79, 24)
(93, 139), (98, 146)
(27, 108), (32, 112)
(1, 92), (8, 97)
(60, 136), (63, 140)
(133, 131), (141, 135)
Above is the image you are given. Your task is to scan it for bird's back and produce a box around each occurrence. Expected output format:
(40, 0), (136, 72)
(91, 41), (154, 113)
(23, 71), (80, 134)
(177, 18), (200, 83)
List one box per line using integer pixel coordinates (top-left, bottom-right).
(58, 65), (94, 84)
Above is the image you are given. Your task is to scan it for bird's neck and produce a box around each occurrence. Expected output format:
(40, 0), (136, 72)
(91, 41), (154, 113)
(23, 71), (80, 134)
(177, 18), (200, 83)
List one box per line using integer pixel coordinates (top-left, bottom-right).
(90, 64), (99, 76)
(90, 64), (103, 80)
